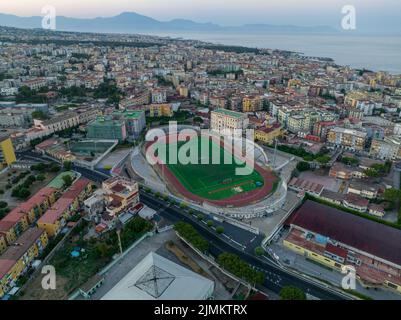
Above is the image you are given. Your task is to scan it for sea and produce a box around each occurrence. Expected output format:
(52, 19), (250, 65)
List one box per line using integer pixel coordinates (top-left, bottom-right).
(149, 32), (401, 75)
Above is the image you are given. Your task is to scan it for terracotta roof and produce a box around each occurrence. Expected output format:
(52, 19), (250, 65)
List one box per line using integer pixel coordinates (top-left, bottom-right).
(287, 200), (401, 267)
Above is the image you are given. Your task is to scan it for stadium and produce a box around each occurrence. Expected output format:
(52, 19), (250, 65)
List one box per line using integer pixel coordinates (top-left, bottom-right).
(132, 126), (287, 218)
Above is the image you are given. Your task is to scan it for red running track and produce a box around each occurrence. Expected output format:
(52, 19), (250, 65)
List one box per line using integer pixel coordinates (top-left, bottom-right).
(145, 134), (277, 208)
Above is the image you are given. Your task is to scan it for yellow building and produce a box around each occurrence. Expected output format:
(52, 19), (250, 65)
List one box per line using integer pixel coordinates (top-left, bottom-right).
(0, 235), (7, 254)
(0, 228), (48, 298)
(0, 187), (57, 253)
(283, 238), (344, 271)
(242, 96), (263, 112)
(149, 104), (173, 117)
(0, 134), (16, 169)
(178, 86), (189, 98)
(254, 123), (282, 144)
(102, 177), (139, 217)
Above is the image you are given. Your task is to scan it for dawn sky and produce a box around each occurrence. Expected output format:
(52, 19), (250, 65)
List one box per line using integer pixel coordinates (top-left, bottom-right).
(0, 0), (400, 32)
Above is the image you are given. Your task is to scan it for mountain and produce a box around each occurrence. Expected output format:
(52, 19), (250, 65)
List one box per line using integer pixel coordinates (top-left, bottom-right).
(0, 11), (337, 34)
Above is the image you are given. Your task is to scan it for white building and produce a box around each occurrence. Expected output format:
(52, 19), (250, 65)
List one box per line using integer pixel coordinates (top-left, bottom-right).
(101, 252), (215, 300)
(210, 108), (249, 137)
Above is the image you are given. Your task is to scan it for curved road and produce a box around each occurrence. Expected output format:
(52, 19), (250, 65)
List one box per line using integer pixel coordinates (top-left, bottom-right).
(140, 192), (350, 300)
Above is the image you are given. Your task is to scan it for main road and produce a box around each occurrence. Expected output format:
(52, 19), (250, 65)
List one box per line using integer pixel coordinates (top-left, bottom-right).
(17, 149), (350, 300)
(140, 192), (351, 300)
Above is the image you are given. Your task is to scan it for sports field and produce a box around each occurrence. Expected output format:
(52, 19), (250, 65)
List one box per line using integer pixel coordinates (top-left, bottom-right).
(150, 135), (266, 201)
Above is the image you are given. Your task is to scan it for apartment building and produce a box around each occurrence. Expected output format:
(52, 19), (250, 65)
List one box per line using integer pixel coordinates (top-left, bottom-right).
(242, 95), (263, 113)
(0, 187), (56, 253)
(210, 108), (249, 137)
(151, 89), (167, 104)
(37, 178), (92, 237)
(0, 228), (48, 298)
(112, 110), (146, 138)
(370, 136), (401, 160)
(33, 112), (80, 135)
(327, 127), (367, 151)
(87, 116), (127, 142)
(254, 123), (282, 144)
(149, 104), (173, 117)
(102, 177), (140, 218)
(0, 134), (16, 170)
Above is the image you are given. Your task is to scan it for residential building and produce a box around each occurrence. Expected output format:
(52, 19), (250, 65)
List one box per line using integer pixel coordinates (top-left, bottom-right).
(112, 110), (146, 138)
(254, 123), (282, 144)
(149, 104), (173, 117)
(87, 116), (127, 142)
(0, 228), (48, 298)
(210, 108), (249, 137)
(370, 136), (401, 161)
(327, 127), (367, 151)
(0, 134), (16, 169)
(37, 178), (92, 237)
(242, 96), (263, 112)
(102, 177), (140, 218)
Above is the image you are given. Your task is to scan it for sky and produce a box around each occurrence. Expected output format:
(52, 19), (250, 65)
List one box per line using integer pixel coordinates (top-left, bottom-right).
(0, 0), (400, 33)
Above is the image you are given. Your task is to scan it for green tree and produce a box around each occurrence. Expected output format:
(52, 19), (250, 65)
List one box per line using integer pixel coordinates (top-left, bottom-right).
(254, 247), (265, 256)
(216, 226), (224, 234)
(62, 175), (73, 188)
(296, 161), (310, 172)
(280, 286), (307, 300)
(63, 161), (72, 171)
(383, 188), (401, 203)
(207, 220), (214, 227)
(316, 155), (331, 166)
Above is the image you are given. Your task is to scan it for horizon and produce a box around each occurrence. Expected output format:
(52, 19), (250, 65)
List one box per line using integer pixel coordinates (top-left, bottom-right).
(0, 0), (400, 34)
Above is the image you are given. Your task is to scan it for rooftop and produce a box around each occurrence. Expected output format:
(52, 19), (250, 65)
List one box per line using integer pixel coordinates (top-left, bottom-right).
(286, 200), (401, 267)
(212, 108), (245, 119)
(101, 252), (214, 300)
(0, 228), (46, 278)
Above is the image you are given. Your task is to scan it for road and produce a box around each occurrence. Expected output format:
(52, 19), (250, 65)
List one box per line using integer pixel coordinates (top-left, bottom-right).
(17, 149), (349, 300)
(140, 192), (350, 300)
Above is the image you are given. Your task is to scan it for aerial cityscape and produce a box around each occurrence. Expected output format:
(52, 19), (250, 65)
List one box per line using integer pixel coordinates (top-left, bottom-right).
(0, 0), (401, 306)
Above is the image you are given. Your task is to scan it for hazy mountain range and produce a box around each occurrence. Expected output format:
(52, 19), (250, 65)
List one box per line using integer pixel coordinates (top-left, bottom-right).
(0, 11), (338, 34)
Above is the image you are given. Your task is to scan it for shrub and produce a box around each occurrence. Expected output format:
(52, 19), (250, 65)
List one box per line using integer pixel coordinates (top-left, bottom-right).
(216, 226), (224, 234)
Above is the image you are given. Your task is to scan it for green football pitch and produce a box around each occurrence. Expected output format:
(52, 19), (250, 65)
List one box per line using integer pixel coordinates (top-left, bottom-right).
(151, 136), (265, 200)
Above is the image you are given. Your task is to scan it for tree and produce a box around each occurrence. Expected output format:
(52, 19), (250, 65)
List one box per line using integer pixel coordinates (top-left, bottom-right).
(296, 161), (310, 172)
(216, 226), (224, 234)
(197, 214), (204, 221)
(207, 220), (214, 227)
(280, 286), (307, 300)
(31, 110), (49, 120)
(383, 188), (401, 203)
(254, 247), (265, 256)
(341, 156), (359, 166)
(36, 174), (46, 181)
(316, 155), (331, 166)
(364, 168), (380, 178)
(63, 161), (72, 171)
(62, 175), (73, 188)
(0, 201), (7, 209)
